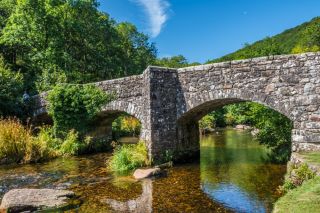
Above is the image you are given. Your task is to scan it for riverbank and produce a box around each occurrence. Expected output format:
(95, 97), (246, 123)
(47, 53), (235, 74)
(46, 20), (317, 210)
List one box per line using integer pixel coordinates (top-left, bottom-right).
(273, 151), (320, 212)
(274, 176), (320, 213)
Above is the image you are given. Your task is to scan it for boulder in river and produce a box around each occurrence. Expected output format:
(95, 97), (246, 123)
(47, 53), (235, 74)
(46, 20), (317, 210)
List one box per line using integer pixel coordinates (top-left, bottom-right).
(0, 189), (78, 212)
(133, 168), (162, 180)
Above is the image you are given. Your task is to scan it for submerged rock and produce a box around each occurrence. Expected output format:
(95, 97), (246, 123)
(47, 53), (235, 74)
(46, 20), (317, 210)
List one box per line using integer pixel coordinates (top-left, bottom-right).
(133, 168), (162, 180)
(155, 161), (173, 169)
(0, 189), (78, 212)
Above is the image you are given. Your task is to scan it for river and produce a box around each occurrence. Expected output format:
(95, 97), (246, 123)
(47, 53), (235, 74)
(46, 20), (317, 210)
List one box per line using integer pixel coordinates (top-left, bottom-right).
(0, 129), (286, 212)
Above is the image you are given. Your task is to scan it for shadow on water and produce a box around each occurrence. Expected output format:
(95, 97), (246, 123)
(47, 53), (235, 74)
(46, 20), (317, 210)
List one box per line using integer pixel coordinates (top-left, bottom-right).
(0, 129), (286, 212)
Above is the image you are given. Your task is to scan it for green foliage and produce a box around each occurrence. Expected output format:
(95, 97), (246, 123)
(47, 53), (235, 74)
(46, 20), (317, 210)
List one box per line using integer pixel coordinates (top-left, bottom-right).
(112, 115), (141, 138)
(116, 22), (157, 76)
(199, 108), (227, 130)
(162, 150), (174, 163)
(59, 129), (81, 156)
(199, 115), (215, 131)
(280, 163), (316, 194)
(0, 57), (24, 117)
(199, 102), (292, 163)
(224, 102), (293, 162)
(274, 176), (320, 213)
(107, 141), (150, 172)
(0, 118), (58, 164)
(155, 55), (200, 68)
(294, 163), (316, 184)
(47, 84), (113, 138)
(300, 152), (320, 164)
(0, 0), (156, 92)
(208, 17), (320, 63)
(25, 130), (60, 163)
(281, 179), (296, 193)
(0, 0), (16, 31)
(35, 66), (67, 91)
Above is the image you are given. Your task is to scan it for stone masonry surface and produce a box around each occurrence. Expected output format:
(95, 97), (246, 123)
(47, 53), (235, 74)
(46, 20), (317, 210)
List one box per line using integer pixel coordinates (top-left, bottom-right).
(33, 52), (320, 160)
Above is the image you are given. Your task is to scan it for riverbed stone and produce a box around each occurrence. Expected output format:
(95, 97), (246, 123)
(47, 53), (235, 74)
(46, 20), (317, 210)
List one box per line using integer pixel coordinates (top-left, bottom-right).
(0, 189), (76, 212)
(133, 168), (161, 180)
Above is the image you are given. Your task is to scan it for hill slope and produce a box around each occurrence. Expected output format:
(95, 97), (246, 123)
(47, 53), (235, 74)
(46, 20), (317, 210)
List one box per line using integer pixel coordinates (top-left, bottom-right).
(208, 17), (320, 63)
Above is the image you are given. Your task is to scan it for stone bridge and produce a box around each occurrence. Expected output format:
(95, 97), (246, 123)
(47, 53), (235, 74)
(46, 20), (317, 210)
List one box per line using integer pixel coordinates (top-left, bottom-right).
(34, 52), (320, 160)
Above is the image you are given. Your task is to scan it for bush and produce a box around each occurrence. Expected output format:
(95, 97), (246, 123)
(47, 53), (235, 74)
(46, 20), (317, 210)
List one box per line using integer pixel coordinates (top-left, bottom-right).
(24, 135), (59, 163)
(59, 130), (82, 156)
(107, 141), (150, 172)
(0, 116), (116, 165)
(0, 118), (32, 163)
(47, 84), (114, 138)
(293, 163), (315, 184)
(0, 118), (58, 164)
(280, 163), (316, 193)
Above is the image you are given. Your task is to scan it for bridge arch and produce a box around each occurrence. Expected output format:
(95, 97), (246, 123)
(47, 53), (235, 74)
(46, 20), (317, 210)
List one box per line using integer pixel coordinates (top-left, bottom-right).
(175, 95), (294, 161)
(88, 100), (145, 142)
(177, 90), (294, 123)
(33, 52), (320, 161)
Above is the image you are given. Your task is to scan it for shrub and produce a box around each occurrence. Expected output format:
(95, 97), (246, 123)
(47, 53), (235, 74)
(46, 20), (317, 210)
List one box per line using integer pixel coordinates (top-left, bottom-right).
(35, 126), (62, 150)
(59, 130), (81, 156)
(280, 163), (316, 194)
(47, 84), (114, 138)
(281, 179), (297, 193)
(107, 141), (150, 172)
(293, 163), (315, 185)
(24, 134), (59, 163)
(0, 119), (58, 164)
(0, 118), (32, 163)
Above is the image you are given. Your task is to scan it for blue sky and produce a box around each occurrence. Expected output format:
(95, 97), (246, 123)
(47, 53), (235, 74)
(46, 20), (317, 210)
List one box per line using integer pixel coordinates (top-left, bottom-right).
(100, 0), (320, 63)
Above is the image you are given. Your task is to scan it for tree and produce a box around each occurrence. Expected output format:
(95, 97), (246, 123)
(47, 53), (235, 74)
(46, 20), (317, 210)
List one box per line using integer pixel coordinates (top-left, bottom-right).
(0, 57), (24, 117)
(116, 22), (157, 76)
(155, 55), (201, 68)
(0, 0), (157, 92)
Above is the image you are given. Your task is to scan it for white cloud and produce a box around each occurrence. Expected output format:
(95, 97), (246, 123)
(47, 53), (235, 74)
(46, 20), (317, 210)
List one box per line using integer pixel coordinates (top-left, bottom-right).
(134, 0), (170, 38)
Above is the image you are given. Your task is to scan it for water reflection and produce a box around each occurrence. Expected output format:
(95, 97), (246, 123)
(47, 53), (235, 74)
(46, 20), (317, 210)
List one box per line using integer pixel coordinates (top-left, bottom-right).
(200, 129), (286, 212)
(105, 179), (152, 213)
(203, 183), (266, 213)
(0, 129), (286, 212)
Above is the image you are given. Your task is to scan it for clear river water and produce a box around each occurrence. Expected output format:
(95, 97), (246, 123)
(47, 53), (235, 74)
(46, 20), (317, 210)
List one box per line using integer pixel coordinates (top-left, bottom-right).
(0, 129), (287, 212)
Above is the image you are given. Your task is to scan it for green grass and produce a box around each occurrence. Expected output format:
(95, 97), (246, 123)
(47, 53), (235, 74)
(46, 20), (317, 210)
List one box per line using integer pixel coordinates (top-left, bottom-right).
(107, 141), (150, 173)
(300, 152), (320, 165)
(273, 176), (320, 213)
(0, 119), (59, 164)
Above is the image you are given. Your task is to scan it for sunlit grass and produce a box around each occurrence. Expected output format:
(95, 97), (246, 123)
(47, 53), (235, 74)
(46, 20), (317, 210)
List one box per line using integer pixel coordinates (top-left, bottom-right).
(107, 141), (150, 173)
(0, 118), (58, 164)
(300, 152), (320, 165)
(273, 177), (320, 213)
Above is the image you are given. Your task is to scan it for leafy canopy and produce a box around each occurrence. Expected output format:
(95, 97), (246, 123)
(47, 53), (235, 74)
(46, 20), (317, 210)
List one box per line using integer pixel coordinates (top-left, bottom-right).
(0, 56), (23, 117)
